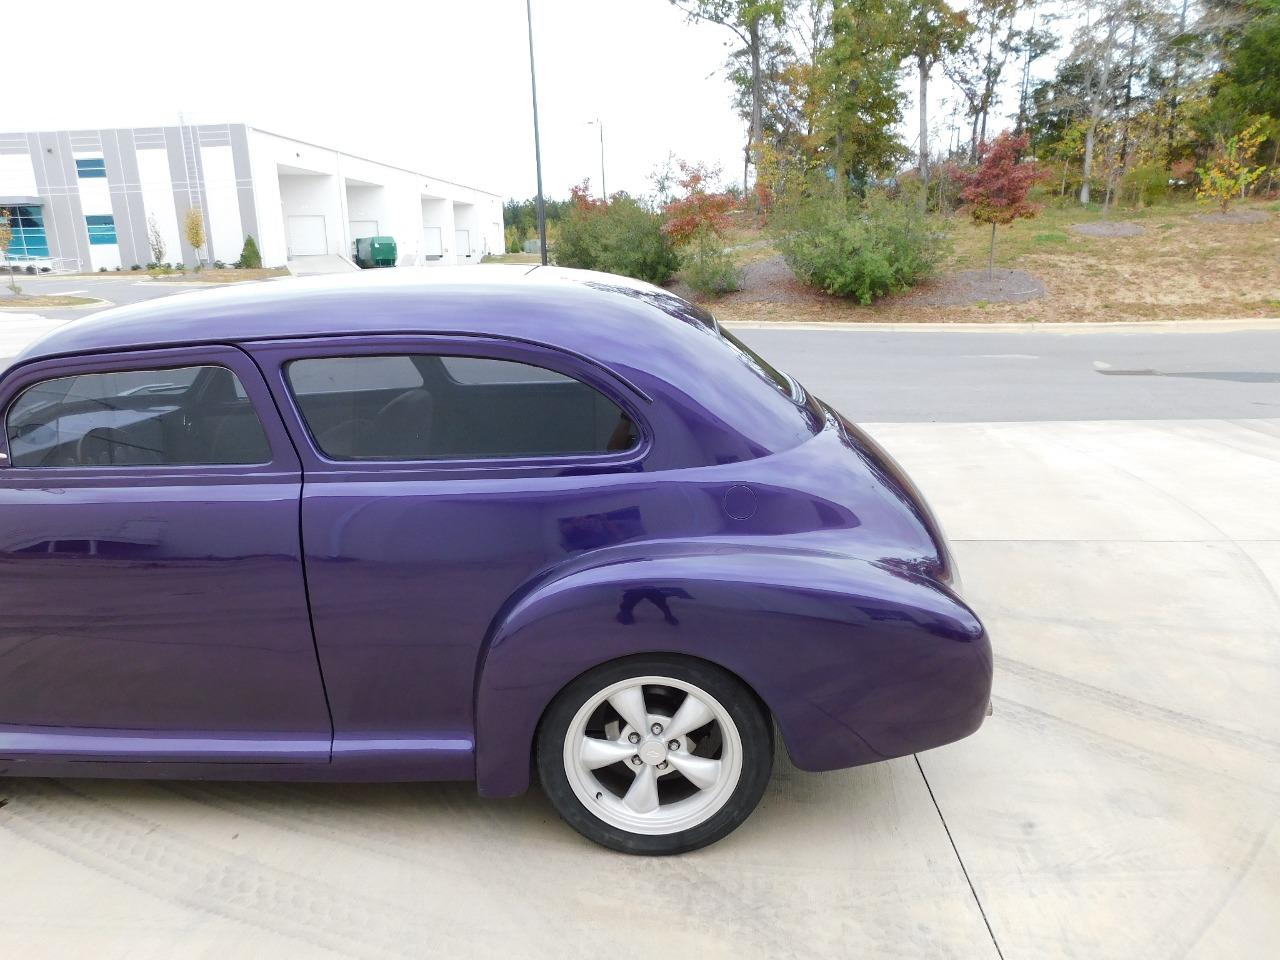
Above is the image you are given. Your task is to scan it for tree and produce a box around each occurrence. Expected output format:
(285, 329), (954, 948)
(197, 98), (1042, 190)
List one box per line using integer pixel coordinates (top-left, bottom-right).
(945, 0), (1023, 161)
(1196, 119), (1267, 210)
(670, 0), (786, 191)
(238, 234), (262, 269)
(146, 214), (166, 265)
(899, 1), (972, 204)
(961, 131), (1043, 280)
(663, 161), (742, 295)
(0, 208), (18, 295)
(183, 206), (206, 270)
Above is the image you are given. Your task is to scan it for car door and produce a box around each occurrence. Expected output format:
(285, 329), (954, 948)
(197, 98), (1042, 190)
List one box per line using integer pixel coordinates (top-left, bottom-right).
(0, 345), (332, 766)
(249, 335), (651, 779)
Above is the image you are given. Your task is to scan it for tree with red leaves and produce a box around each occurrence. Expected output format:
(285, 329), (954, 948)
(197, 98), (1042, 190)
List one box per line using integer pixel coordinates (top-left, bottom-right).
(961, 132), (1043, 281)
(662, 162), (736, 248)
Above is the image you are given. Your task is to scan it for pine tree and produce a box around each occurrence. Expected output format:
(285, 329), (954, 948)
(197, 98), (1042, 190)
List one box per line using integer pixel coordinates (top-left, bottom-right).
(238, 234), (263, 269)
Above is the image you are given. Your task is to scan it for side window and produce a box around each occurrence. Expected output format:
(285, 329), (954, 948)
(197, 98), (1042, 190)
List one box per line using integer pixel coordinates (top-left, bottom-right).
(6, 365), (271, 467)
(286, 354), (638, 461)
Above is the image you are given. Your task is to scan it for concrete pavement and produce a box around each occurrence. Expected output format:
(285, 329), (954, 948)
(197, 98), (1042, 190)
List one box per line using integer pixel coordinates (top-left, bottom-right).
(1, 415), (1276, 958)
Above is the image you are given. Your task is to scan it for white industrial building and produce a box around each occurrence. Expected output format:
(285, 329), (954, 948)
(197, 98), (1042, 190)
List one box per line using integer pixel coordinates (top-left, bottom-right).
(0, 123), (503, 273)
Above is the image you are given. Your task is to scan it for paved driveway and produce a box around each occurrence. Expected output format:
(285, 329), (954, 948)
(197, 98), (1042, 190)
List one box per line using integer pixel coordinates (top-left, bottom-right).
(0, 313), (1277, 958)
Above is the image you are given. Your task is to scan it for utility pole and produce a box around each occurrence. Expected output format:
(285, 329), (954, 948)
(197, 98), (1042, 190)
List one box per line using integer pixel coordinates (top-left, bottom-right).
(588, 119), (607, 203)
(525, 0), (548, 265)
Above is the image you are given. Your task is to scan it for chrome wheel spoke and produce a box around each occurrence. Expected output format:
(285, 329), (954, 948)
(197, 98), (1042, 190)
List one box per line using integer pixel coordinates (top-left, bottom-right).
(580, 736), (636, 770)
(667, 752), (722, 790)
(623, 763), (660, 814)
(664, 692), (713, 740)
(607, 685), (649, 733)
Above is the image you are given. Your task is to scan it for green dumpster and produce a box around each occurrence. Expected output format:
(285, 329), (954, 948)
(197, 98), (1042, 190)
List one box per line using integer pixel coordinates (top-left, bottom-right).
(353, 235), (397, 268)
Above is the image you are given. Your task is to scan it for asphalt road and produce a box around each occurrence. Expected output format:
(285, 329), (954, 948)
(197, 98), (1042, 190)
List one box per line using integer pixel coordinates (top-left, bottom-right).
(5, 273), (1279, 422)
(735, 322), (1280, 422)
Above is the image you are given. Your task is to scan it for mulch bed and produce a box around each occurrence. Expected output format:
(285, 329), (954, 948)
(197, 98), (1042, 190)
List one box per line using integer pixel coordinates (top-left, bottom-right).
(680, 255), (1045, 312)
(1069, 221), (1145, 238)
(1193, 210), (1270, 224)
(884, 268), (1046, 307)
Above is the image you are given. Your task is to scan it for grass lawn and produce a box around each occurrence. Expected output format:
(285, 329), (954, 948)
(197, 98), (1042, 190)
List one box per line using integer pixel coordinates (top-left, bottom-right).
(0, 293), (100, 310)
(701, 196), (1280, 324)
(483, 252), (541, 265)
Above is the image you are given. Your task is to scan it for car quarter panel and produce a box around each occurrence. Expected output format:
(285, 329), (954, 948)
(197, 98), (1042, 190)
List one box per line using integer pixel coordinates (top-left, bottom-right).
(474, 545), (991, 798)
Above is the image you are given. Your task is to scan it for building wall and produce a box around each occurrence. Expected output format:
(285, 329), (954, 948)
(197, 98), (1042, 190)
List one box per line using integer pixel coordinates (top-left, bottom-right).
(1, 124), (502, 273)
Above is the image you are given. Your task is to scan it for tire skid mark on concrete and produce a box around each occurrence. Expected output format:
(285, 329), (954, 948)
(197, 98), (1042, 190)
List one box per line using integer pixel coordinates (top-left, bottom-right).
(996, 656), (1280, 753)
(0, 779), (464, 959)
(163, 778), (803, 958)
(990, 697), (1280, 799)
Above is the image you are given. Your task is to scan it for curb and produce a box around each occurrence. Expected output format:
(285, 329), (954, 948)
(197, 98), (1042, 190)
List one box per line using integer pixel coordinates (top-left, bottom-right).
(721, 316), (1280, 334)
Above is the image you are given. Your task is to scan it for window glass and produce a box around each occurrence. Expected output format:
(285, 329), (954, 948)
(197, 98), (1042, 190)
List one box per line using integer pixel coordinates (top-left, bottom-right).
(287, 354), (637, 461)
(6, 365), (270, 467)
(3, 205), (50, 259)
(75, 157), (107, 178)
(85, 214), (117, 245)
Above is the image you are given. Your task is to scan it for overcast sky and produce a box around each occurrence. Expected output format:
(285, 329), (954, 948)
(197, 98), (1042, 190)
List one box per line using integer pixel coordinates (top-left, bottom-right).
(16, 0), (1066, 201)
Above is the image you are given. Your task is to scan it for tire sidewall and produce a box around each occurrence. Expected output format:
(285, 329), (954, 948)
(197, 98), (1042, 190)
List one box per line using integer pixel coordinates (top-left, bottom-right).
(536, 654), (773, 855)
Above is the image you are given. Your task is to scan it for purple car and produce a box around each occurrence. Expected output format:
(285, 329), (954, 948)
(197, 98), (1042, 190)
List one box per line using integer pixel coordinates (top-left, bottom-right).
(0, 267), (990, 854)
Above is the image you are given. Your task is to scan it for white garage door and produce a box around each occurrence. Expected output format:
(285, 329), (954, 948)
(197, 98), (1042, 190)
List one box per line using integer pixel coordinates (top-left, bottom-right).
(455, 229), (471, 261)
(422, 226), (443, 259)
(286, 215), (328, 257)
(350, 219), (378, 240)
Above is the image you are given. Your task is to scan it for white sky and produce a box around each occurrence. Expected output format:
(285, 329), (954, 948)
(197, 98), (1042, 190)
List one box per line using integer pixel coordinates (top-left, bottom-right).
(14, 0), (1067, 201)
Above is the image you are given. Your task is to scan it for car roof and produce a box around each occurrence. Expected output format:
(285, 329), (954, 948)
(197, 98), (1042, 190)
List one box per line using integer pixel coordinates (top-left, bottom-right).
(10, 265), (820, 460)
(15, 266), (712, 363)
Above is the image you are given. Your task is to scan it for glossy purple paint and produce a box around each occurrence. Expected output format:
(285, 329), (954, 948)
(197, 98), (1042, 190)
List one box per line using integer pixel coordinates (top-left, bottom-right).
(0, 267), (991, 794)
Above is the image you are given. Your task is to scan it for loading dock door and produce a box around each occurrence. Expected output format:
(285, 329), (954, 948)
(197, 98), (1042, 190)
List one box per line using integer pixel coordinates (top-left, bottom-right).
(349, 219), (378, 240)
(455, 229), (471, 261)
(422, 226), (443, 260)
(286, 215), (328, 256)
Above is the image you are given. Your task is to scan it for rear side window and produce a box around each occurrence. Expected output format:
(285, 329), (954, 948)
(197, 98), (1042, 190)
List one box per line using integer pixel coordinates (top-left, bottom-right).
(6, 365), (271, 467)
(286, 354), (638, 461)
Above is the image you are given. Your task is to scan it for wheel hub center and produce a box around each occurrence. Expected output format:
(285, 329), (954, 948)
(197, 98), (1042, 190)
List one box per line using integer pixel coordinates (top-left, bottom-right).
(637, 740), (668, 765)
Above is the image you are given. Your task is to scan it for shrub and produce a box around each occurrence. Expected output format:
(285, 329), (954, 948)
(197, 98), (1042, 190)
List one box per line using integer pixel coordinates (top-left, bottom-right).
(98, 266), (107, 272)
(213, 260), (227, 270)
(130, 264), (142, 271)
(680, 237), (741, 297)
(772, 189), (947, 303)
(237, 234), (262, 269)
(1124, 163), (1170, 207)
(554, 184), (679, 285)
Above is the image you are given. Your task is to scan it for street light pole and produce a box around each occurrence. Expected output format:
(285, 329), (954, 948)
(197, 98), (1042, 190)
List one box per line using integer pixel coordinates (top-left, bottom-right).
(525, 0), (548, 265)
(589, 119), (607, 203)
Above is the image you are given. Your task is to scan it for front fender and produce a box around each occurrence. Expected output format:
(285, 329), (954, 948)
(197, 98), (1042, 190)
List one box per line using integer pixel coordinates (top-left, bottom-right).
(473, 543), (991, 798)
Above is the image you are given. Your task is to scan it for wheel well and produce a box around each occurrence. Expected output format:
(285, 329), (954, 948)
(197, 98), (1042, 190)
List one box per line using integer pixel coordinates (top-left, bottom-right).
(528, 651), (774, 782)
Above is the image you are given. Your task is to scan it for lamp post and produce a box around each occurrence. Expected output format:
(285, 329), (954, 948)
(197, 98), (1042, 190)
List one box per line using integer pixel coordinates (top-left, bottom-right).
(587, 118), (607, 204)
(525, 0), (548, 265)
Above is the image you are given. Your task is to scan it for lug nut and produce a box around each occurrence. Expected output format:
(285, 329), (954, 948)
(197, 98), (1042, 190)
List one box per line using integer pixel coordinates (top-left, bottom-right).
(657, 761), (669, 770)
(631, 755), (643, 766)
(627, 732), (641, 744)
(668, 740), (680, 751)
(650, 722), (663, 735)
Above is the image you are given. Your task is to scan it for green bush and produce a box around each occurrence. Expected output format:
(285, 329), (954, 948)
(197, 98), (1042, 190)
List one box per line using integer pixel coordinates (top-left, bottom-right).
(1123, 163), (1170, 207)
(237, 234), (262, 269)
(554, 194), (679, 285)
(772, 189), (947, 303)
(681, 237), (741, 297)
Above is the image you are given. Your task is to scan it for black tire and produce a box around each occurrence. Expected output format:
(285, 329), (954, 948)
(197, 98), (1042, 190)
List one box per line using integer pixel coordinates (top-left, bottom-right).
(536, 654), (773, 855)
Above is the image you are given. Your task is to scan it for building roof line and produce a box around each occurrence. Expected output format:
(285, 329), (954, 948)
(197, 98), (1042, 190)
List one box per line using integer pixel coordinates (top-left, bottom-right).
(246, 124), (502, 200)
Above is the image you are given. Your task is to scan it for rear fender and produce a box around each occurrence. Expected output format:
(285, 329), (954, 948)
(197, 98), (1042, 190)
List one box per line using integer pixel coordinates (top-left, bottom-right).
(473, 544), (987, 797)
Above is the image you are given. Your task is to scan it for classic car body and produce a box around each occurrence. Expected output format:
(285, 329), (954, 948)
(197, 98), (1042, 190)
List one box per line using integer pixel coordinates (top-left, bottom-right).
(0, 267), (990, 849)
